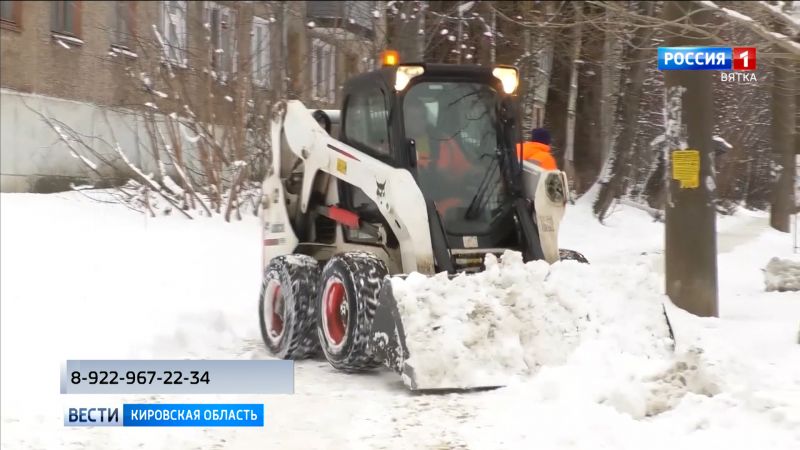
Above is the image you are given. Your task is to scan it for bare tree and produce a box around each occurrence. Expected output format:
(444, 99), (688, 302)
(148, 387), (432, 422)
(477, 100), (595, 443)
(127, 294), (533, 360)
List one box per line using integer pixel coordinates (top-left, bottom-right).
(593, 1), (658, 221)
(563, 2), (583, 190)
(34, 1), (280, 220)
(600, 5), (623, 167)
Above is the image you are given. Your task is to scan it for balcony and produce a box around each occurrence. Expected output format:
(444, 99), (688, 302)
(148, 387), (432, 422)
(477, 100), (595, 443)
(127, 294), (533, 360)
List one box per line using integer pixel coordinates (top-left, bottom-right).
(307, 1), (376, 40)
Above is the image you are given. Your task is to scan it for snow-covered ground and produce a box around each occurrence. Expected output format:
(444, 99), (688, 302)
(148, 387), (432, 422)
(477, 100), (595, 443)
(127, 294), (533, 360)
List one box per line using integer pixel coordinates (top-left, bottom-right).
(1, 191), (798, 449)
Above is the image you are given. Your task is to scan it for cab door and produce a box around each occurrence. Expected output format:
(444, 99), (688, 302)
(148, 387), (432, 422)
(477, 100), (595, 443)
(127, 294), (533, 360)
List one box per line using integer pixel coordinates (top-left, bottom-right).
(337, 83), (396, 246)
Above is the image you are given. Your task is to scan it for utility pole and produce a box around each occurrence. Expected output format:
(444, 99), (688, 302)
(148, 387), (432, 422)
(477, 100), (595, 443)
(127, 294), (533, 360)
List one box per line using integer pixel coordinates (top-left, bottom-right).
(768, 18), (798, 232)
(663, 1), (718, 317)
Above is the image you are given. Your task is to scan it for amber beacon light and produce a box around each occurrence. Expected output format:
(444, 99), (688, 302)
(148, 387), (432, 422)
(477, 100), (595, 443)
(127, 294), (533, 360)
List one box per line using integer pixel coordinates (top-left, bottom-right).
(381, 49), (400, 67)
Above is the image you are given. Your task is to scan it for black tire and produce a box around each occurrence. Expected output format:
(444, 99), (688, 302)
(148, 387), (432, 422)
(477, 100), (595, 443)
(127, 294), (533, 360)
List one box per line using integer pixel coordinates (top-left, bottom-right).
(559, 248), (590, 264)
(316, 252), (388, 371)
(259, 254), (321, 359)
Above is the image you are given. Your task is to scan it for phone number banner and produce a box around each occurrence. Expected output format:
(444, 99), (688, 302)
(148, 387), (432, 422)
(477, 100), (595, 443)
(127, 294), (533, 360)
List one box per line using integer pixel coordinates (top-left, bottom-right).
(60, 360), (293, 394)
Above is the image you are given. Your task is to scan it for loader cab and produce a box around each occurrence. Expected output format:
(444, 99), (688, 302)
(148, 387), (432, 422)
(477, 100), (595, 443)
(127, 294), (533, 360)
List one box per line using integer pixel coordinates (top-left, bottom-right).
(338, 63), (529, 272)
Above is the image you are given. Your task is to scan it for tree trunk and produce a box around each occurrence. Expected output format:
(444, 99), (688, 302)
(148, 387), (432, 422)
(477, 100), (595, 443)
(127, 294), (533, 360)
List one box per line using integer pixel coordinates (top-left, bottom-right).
(769, 55), (798, 232)
(456, 3), (464, 64)
(663, 1), (718, 318)
(490, 7), (496, 64)
(531, 2), (556, 130)
(544, 30), (571, 167)
(521, 3), (534, 131)
(392, 0), (425, 62)
(573, 19), (605, 195)
(593, 1), (656, 220)
(477, 1), (494, 65)
(564, 4), (583, 191)
(600, 5), (622, 166)
(643, 143), (667, 209)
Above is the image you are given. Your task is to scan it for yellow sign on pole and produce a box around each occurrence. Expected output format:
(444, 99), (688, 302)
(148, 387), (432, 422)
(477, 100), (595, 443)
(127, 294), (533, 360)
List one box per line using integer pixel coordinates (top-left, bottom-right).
(672, 149), (700, 189)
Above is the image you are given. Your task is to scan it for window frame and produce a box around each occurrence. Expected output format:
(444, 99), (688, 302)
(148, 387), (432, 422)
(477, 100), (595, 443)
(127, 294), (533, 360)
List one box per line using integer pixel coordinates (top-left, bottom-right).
(310, 38), (336, 104)
(161, 0), (188, 67)
(343, 1), (374, 32)
(305, 0), (376, 40)
(51, 1), (81, 38)
(111, 1), (137, 50)
(342, 86), (392, 160)
(0, 0), (22, 31)
(205, 1), (238, 81)
(251, 16), (271, 89)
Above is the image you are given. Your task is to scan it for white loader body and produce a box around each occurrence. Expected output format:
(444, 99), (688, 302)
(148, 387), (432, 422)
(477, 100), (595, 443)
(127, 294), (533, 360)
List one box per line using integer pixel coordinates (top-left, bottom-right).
(260, 99), (568, 275)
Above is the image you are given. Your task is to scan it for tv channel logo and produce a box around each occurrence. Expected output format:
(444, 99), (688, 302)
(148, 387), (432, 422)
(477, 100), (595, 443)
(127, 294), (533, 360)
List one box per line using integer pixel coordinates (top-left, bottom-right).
(64, 407), (121, 427)
(64, 404), (265, 427)
(658, 47), (756, 71)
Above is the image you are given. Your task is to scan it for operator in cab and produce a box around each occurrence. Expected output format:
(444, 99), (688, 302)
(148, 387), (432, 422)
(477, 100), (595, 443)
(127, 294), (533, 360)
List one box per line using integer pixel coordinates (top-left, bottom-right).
(404, 96), (472, 178)
(403, 95), (474, 214)
(403, 82), (516, 219)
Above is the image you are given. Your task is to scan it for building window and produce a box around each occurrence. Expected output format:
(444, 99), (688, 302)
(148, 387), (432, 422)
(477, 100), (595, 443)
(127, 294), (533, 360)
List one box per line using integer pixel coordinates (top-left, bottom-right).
(344, 88), (390, 156)
(1, 1), (22, 29)
(161, 0), (187, 66)
(206, 2), (237, 81)
(51, 1), (80, 36)
(344, 1), (373, 31)
(111, 1), (135, 48)
(252, 17), (270, 88)
(306, 1), (375, 39)
(311, 38), (335, 103)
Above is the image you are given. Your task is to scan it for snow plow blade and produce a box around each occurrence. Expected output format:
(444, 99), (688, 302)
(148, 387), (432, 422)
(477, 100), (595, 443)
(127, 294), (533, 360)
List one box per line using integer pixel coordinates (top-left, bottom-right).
(368, 274), (504, 392)
(369, 277), (414, 387)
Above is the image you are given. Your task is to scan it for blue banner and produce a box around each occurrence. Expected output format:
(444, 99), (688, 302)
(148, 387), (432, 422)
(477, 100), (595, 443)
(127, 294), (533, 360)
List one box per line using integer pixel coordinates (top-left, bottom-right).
(658, 47), (732, 70)
(122, 404), (264, 427)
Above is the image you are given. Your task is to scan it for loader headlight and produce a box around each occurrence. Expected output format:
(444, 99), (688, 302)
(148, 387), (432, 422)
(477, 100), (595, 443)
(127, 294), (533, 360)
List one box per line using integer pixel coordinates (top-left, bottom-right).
(492, 66), (519, 94)
(395, 65), (425, 91)
(545, 173), (566, 204)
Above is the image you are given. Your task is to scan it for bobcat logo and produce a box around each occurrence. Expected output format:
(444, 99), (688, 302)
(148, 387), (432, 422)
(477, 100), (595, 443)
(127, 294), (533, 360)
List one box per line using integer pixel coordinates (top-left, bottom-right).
(376, 180), (390, 212)
(376, 180), (386, 199)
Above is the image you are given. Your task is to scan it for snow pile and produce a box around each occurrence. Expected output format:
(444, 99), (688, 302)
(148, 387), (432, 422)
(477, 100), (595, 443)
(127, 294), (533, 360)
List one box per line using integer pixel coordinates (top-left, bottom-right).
(3, 192), (800, 449)
(764, 257), (800, 292)
(391, 251), (673, 389)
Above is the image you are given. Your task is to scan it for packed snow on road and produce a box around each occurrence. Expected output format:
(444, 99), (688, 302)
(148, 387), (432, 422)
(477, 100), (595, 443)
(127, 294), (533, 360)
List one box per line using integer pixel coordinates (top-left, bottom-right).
(1, 191), (798, 449)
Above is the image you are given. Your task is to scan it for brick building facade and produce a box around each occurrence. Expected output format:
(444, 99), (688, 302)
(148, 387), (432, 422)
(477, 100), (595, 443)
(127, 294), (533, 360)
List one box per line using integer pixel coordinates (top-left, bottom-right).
(0, 1), (385, 192)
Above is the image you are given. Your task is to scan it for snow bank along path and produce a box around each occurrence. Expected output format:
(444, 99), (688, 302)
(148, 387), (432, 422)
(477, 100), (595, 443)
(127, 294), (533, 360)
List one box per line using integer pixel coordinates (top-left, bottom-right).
(393, 251), (674, 390)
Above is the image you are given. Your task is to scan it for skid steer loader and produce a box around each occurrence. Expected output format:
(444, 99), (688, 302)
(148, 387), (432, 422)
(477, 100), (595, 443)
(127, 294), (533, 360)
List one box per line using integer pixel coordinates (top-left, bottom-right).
(258, 59), (590, 390)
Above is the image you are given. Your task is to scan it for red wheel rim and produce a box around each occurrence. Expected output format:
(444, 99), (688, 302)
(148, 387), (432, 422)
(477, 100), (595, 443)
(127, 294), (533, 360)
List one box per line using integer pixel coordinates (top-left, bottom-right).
(269, 282), (284, 338)
(324, 280), (346, 345)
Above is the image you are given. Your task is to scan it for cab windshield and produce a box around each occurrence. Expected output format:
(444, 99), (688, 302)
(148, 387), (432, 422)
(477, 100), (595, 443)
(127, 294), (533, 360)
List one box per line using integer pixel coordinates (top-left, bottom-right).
(403, 81), (508, 234)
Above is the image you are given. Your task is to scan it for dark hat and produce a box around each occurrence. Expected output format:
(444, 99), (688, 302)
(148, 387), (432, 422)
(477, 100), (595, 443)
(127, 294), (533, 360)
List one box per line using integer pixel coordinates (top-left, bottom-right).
(531, 128), (551, 145)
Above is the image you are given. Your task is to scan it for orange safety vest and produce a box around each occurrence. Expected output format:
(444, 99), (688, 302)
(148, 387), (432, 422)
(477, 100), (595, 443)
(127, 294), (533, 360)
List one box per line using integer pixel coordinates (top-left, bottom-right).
(417, 138), (472, 177)
(517, 141), (557, 170)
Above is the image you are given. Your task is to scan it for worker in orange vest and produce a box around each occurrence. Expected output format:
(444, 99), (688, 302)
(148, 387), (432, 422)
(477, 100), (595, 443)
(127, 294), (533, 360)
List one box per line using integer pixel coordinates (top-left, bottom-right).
(517, 128), (558, 171)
